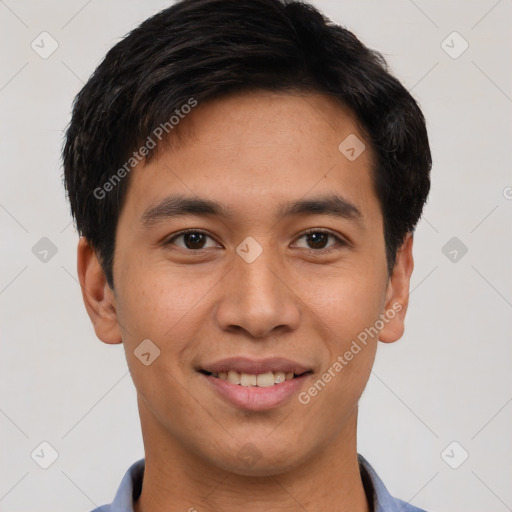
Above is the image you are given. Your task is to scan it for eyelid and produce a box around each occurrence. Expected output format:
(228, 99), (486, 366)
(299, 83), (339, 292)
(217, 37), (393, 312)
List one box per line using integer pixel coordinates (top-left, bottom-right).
(164, 227), (350, 251)
(293, 228), (350, 249)
(164, 228), (221, 247)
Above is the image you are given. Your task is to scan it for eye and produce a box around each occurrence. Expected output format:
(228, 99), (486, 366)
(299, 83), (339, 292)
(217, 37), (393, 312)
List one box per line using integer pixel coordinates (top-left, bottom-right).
(164, 228), (348, 252)
(165, 229), (220, 250)
(292, 229), (347, 251)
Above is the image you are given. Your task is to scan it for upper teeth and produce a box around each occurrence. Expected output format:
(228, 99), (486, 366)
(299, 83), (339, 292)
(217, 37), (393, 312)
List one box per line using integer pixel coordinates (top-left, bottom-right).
(211, 370), (295, 387)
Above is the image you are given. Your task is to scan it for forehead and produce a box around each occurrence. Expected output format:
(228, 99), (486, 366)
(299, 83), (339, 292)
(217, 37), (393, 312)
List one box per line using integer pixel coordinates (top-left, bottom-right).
(120, 90), (380, 228)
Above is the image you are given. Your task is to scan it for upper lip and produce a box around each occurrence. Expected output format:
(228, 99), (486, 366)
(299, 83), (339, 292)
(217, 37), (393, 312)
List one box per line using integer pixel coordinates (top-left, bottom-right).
(199, 357), (312, 375)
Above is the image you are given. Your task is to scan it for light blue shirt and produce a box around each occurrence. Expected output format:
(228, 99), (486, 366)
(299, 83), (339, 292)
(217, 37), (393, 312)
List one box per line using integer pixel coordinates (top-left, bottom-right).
(91, 454), (428, 512)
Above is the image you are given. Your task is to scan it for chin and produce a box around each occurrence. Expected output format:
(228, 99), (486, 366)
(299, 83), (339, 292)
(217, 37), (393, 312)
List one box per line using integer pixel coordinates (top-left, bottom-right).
(225, 457), (302, 478)
(205, 440), (311, 477)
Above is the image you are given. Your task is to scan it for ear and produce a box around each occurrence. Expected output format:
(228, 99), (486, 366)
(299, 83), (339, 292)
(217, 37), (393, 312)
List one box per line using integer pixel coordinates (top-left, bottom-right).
(77, 236), (122, 344)
(379, 233), (414, 344)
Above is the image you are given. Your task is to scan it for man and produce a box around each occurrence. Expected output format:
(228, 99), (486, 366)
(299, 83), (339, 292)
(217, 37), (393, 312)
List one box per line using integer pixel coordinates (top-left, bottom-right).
(62, 0), (431, 510)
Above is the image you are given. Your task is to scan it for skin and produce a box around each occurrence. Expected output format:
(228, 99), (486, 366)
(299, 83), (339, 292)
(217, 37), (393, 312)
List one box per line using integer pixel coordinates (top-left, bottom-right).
(77, 90), (414, 512)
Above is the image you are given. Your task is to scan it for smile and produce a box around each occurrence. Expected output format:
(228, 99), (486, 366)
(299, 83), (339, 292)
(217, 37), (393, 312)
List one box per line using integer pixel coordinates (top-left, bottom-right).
(198, 357), (314, 411)
(200, 370), (309, 387)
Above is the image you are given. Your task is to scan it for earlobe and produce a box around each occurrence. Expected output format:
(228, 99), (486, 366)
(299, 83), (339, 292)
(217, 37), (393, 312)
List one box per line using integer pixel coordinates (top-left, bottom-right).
(379, 234), (414, 344)
(77, 237), (122, 344)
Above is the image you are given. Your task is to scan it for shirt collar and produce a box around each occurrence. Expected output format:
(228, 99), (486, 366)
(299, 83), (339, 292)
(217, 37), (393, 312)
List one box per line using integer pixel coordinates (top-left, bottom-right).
(358, 454), (422, 512)
(106, 455), (423, 512)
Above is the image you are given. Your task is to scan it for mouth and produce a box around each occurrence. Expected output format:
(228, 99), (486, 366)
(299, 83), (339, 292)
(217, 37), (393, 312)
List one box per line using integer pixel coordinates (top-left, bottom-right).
(197, 357), (314, 411)
(198, 369), (312, 387)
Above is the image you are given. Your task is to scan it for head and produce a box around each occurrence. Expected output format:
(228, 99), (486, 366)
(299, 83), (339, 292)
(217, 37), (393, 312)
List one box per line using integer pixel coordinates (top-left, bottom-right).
(63, 0), (430, 477)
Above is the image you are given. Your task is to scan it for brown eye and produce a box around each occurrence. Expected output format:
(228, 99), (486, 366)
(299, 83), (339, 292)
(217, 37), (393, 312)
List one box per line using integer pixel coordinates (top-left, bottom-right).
(305, 232), (329, 249)
(166, 230), (219, 250)
(181, 232), (207, 249)
(293, 230), (347, 251)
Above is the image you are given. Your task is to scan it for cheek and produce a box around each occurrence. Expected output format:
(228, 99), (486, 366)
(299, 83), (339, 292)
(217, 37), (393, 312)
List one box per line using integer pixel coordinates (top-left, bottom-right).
(301, 263), (387, 347)
(116, 258), (217, 344)
(298, 276), (382, 431)
(113, 264), (213, 409)
(114, 266), (211, 423)
(294, 261), (386, 414)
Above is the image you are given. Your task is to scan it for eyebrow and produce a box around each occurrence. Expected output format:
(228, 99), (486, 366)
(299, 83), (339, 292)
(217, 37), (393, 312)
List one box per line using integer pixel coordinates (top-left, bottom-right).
(140, 193), (363, 227)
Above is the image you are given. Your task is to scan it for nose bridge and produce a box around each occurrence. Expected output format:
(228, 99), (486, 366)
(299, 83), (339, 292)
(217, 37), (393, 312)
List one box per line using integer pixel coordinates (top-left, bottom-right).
(216, 239), (300, 338)
(241, 248), (280, 300)
(236, 242), (285, 317)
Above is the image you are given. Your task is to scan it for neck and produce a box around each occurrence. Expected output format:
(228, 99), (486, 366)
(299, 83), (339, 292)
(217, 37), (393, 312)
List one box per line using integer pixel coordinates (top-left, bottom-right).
(134, 400), (370, 512)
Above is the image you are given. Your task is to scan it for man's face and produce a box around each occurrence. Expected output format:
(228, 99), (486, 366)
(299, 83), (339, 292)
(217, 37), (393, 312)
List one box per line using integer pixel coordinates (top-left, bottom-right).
(87, 91), (409, 476)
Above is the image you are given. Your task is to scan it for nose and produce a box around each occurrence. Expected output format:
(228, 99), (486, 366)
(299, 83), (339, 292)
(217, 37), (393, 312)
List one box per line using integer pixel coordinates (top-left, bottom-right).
(215, 244), (301, 339)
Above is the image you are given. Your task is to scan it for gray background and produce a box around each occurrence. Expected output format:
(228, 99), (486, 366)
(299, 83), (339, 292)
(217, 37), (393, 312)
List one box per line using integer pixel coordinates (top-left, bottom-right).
(1, 0), (511, 511)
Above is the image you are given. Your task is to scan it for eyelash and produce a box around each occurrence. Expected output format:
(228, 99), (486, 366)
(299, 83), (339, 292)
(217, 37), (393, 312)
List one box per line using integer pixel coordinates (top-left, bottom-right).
(164, 228), (349, 253)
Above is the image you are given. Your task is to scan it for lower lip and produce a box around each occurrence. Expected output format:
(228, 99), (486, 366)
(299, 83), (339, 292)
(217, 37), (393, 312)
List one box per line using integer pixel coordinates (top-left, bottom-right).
(201, 372), (312, 411)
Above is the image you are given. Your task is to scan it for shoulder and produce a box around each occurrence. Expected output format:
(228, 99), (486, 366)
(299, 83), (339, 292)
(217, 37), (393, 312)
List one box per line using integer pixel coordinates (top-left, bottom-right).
(358, 454), (430, 512)
(88, 458), (145, 512)
(392, 498), (429, 512)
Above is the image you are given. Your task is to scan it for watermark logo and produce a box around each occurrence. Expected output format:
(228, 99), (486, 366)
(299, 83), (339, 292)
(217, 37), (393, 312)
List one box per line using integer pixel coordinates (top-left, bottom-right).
(441, 441), (469, 469)
(441, 31), (469, 60)
(442, 237), (468, 263)
(338, 134), (366, 161)
(32, 237), (58, 263)
(134, 339), (161, 366)
(31, 32), (59, 59)
(237, 442), (263, 467)
(31, 441), (59, 469)
(236, 236), (263, 263)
